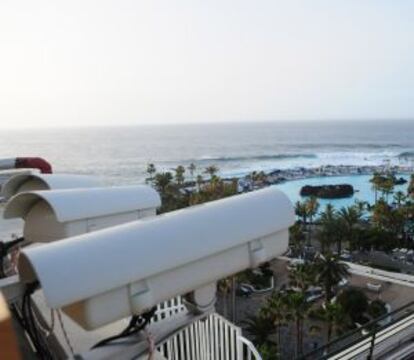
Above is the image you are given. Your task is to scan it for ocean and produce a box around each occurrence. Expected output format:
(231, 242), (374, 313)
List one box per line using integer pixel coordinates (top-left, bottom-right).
(0, 120), (413, 185)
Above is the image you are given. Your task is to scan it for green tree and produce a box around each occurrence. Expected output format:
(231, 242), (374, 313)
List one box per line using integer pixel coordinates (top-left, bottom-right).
(289, 223), (305, 257)
(243, 314), (275, 348)
(153, 171), (173, 195)
(315, 254), (350, 302)
(305, 197), (319, 245)
(257, 343), (279, 360)
(370, 172), (382, 204)
(174, 165), (186, 186)
(289, 264), (316, 292)
(196, 174), (203, 191)
(370, 173), (395, 203)
(145, 163), (156, 184)
(354, 199), (368, 218)
(318, 204), (337, 253)
(338, 205), (361, 251)
(393, 191), (407, 208)
(367, 299), (387, 319)
(204, 165), (219, 179)
(285, 291), (310, 357)
(295, 201), (308, 225)
(371, 199), (391, 229)
(261, 292), (288, 352)
(321, 303), (351, 345)
(188, 163), (196, 181)
(371, 199), (405, 238)
(306, 196), (319, 225)
(337, 288), (369, 323)
(153, 171), (186, 212)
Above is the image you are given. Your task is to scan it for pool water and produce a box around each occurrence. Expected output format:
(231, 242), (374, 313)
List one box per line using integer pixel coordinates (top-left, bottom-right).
(273, 174), (410, 211)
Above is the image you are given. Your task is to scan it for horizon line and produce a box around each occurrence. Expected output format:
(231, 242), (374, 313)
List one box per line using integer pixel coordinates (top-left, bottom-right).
(1, 118), (414, 130)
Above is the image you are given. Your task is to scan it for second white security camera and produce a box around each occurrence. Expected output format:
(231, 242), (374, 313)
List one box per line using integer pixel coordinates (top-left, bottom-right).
(18, 187), (294, 330)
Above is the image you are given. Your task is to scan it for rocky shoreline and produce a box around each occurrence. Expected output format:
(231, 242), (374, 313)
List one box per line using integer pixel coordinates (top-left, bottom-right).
(235, 164), (413, 192)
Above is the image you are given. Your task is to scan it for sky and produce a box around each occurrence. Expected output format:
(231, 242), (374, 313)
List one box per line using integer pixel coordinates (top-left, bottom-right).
(0, 0), (414, 128)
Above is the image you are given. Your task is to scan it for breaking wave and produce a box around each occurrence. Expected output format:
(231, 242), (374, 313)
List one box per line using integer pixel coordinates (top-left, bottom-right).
(196, 153), (318, 162)
(293, 143), (403, 150)
(398, 151), (414, 158)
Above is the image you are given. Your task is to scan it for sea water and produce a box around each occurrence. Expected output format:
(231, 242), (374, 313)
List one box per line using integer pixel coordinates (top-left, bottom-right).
(0, 120), (413, 207)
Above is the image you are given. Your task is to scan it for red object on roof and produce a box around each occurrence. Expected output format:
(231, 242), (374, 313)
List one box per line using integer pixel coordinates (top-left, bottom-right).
(15, 157), (53, 174)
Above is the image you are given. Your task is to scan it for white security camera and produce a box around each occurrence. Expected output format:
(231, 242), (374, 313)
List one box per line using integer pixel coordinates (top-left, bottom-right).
(4, 186), (161, 243)
(18, 187), (294, 330)
(2, 173), (102, 199)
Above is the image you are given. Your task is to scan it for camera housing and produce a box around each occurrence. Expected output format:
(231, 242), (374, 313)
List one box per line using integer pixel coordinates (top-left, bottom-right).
(2, 173), (102, 199)
(4, 186), (161, 243)
(18, 187), (294, 329)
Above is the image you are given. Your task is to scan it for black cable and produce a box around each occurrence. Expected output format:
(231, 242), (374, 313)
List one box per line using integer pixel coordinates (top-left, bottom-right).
(22, 283), (43, 356)
(20, 281), (54, 360)
(21, 284), (41, 354)
(91, 307), (157, 349)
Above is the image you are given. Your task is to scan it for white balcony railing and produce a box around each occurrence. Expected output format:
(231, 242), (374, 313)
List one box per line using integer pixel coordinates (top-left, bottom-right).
(156, 312), (262, 360)
(152, 297), (262, 360)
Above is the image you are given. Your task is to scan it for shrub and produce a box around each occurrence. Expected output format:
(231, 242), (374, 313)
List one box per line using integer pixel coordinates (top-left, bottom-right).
(337, 288), (369, 323)
(368, 299), (387, 319)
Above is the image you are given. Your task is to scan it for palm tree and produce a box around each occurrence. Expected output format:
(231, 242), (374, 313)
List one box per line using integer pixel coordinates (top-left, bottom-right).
(320, 203), (335, 222)
(288, 264), (315, 292)
(188, 163), (196, 181)
(153, 172), (173, 195)
(204, 165), (219, 180)
(261, 292), (288, 352)
(318, 204), (337, 253)
(354, 199), (368, 218)
(370, 173), (382, 204)
(372, 199), (391, 230)
(394, 191), (407, 208)
(174, 165), (185, 186)
(321, 303), (350, 346)
(289, 223), (305, 257)
(315, 254), (350, 302)
(306, 196), (319, 225)
(338, 206), (361, 252)
(285, 291), (310, 357)
(371, 173), (395, 203)
(145, 163), (156, 184)
(381, 178), (394, 203)
(243, 314), (275, 348)
(295, 201), (308, 225)
(196, 174), (203, 191)
(305, 197), (319, 245)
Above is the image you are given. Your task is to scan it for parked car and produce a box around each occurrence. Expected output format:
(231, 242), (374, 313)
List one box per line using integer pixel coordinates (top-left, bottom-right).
(287, 258), (305, 271)
(305, 287), (324, 303)
(236, 284), (253, 297)
(340, 252), (352, 261)
(337, 278), (349, 287)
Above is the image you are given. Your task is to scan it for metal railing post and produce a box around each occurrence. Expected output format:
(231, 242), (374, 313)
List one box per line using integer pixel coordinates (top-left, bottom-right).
(367, 329), (377, 360)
